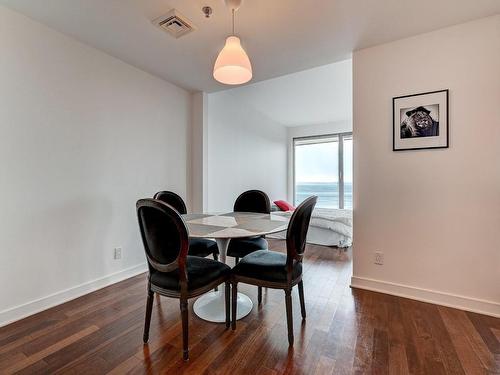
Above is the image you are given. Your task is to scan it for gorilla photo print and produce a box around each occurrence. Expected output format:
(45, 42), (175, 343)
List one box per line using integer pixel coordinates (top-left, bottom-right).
(393, 90), (448, 151)
(400, 105), (439, 138)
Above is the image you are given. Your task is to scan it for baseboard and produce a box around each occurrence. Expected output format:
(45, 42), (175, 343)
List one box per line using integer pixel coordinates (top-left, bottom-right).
(350, 276), (500, 318)
(0, 263), (148, 327)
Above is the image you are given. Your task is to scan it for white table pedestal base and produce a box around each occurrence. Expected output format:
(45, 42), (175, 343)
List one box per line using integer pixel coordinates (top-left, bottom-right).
(192, 238), (254, 323)
(193, 290), (252, 323)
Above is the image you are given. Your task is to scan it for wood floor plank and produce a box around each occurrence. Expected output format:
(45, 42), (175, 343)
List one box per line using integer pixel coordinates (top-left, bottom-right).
(12, 358), (49, 375)
(352, 291), (375, 373)
(492, 328), (500, 342)
(4, 325), (98, 374)
(467, 312), (500, 355)
(386, 295), (410, 375)
(313, 355), (336, 375)
(403, 300), (448, 375)
(0, 351), (26, 371)
(0, 318), (59, 349)
(419, 303), (465, 375)
(439, 306), (490, 375)
(0, 240), (498, 375)
(0, 279), (146, 358)
(371, 328), (389, 375)
(46, 307), (145, 373)
(106, 355), (142, 375)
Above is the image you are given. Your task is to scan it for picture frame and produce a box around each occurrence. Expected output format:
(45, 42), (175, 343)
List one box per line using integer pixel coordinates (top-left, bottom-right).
(393, 89), (449, 151)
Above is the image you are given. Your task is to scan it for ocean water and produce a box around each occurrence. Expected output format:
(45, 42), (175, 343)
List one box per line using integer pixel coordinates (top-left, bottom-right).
(295, 182), (352, 209)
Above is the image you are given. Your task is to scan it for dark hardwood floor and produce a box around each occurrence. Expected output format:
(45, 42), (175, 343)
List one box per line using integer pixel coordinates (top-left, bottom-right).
(1, 239), (498, 374)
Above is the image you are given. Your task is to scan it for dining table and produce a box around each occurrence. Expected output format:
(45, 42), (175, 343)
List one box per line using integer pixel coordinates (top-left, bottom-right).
(182, 211), (289, 323)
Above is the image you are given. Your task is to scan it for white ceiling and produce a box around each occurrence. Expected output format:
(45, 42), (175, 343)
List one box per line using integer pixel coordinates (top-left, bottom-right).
(1, 0), (499, 92)
(211, 59), (352, 127)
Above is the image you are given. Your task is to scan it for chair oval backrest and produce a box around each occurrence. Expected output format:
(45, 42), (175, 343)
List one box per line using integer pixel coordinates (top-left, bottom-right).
(153, 191), (187, 215)
(233, 190), (271, 214)
(136, 199), (189, 274)
(286, 196), (317, 260)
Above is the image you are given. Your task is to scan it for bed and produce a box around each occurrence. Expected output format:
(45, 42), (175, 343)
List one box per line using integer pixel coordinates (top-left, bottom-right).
(269, 207), (352, 248)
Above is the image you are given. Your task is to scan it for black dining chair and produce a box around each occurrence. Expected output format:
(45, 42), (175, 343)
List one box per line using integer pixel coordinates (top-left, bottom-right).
(226, 190), (271, 303)
(137, 199), (231, 360)
(226, 190), (271, 264)
(230, 196), (317, 346)
(154, 191), (219, 261)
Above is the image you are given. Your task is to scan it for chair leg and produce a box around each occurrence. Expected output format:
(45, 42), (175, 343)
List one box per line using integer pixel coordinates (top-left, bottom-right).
(225, 282), (230, 328)
(143, 289), (154, 343)
(180, 299), (189, 360)
(213, 253), (219, 292)
(285, 288), (294, 346)
(231, 282), (238, 330)
(298, 280), (306, 319)
(257, 286), (262, 305)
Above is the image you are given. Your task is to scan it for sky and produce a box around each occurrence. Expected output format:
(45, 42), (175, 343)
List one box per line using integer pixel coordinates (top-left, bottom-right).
(295, 140), (352, 183)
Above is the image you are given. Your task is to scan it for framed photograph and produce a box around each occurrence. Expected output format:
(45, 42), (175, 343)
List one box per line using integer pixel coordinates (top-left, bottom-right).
(393, 89), (448, 151)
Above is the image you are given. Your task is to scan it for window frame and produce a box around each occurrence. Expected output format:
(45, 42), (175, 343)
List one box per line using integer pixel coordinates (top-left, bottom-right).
(292, 132), (353, 209)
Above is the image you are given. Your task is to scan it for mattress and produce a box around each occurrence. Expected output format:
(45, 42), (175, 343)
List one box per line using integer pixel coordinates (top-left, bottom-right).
(269, 208), (353, 247)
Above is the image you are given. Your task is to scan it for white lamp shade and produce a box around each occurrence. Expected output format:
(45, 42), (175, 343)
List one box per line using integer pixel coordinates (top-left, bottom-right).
(213, 36), (252, 85)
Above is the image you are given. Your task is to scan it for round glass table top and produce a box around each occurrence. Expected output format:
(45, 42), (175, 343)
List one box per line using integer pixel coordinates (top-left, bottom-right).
(182, 211), (289, 239)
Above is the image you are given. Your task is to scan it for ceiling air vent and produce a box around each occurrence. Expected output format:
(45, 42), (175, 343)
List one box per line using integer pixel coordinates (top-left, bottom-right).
(153, 9), (195, 39)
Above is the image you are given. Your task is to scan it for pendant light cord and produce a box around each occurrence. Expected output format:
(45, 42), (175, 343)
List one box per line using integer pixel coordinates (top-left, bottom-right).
(232, 8), (235, 35)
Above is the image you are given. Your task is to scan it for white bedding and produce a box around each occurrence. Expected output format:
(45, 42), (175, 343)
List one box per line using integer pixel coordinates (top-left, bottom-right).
(270, 208), (353, 247)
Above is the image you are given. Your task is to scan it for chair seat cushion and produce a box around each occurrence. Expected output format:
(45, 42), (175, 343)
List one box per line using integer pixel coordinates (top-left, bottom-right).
(231, 250), (302, 283)
(226, 237), (268, 258)
(150, 256), (230, 292)
(189, 238), (219, 258)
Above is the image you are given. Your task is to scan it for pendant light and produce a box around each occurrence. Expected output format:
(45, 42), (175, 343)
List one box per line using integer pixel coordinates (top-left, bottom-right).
(213, 0), (252, 85)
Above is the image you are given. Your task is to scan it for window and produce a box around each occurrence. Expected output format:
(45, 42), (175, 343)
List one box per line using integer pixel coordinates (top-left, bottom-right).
(294, 133), (353, 209)
(342, 135), (353, 209)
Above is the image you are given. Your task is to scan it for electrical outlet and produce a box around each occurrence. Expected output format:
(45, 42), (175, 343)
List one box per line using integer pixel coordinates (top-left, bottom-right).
(374, 251), (384, 265)
(114, 247), (122, 260)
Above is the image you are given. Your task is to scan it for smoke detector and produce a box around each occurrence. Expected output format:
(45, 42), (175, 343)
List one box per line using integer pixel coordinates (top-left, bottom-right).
(153, 9), (195, 39)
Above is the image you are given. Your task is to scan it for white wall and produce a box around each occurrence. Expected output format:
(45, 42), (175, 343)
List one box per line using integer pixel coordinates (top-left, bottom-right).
(0, 6), (191, 325)
(207, 90), (288, 211)
(189, 92), (208, 212)
(352, 15), (500, 316)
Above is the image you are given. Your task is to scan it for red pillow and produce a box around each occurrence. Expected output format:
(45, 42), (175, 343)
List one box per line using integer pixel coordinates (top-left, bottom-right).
(274, 200), (295, 212)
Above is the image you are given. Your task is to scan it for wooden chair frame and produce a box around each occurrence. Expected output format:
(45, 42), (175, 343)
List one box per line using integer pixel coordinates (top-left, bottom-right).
(230, 196), (317, 346)
(137, 199), (230, 360)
